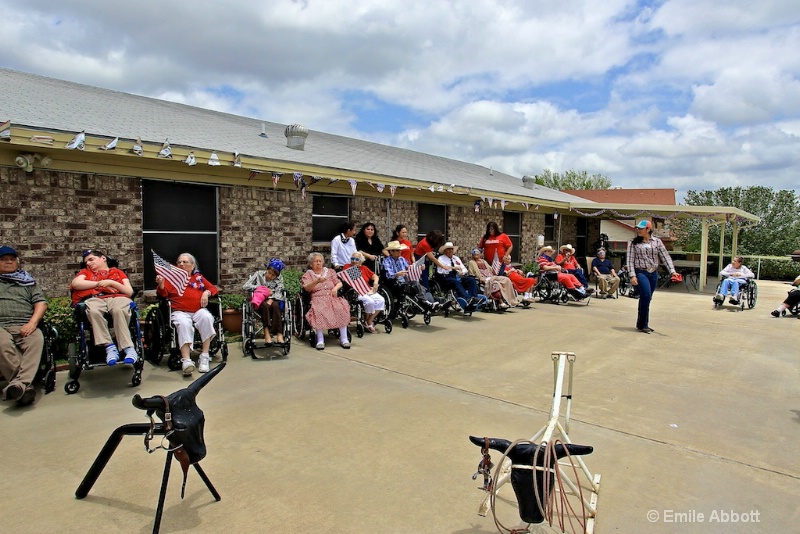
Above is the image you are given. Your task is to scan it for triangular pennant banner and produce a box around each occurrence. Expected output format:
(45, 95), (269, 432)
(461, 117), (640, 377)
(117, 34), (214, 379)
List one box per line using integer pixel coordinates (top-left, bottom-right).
(184, 152), (197, 166)
(300, 178), (308, 200)
(272, 172), (281, 187)
(500, 199), (507, 210)
(208, 152), (221, 166)
(132, 137), (144, 156)
(390, 185), (397, 197)
(293, 172), (303, 188)
(233, 151), (242, 167)
(348, 179), (358, 195)
(65, 131), (85, 150)
(99, 137), (118, 150)
(158, 139), (172, 158)
(375, 183), (385, 193)
(309, 176), (322, 186)
(249, 170), (262, 181)
(474, 199), (481, 213)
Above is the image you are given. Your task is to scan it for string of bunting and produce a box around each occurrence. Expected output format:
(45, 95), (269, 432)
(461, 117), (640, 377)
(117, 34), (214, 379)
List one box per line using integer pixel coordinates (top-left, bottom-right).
(54, 130), (552, 209)
(569, 207), (741, 221)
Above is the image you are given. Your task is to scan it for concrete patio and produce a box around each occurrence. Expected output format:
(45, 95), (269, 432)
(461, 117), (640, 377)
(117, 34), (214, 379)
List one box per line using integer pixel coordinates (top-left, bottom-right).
(2, 279), (798, 533)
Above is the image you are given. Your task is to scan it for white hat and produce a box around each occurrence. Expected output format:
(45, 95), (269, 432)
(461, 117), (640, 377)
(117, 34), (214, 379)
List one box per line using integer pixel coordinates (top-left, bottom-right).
(438, 242), (458, 254)
(559, 243), (575, 254)
(384, 241), (408, 252)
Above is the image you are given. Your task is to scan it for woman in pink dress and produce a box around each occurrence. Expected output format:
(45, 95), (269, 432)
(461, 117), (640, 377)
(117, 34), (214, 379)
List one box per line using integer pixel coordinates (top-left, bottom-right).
(302, 252), (352, 350)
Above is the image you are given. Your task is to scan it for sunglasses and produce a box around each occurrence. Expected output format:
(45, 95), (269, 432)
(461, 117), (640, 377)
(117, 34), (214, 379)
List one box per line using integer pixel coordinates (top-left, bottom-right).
(350, 257), (361, 261)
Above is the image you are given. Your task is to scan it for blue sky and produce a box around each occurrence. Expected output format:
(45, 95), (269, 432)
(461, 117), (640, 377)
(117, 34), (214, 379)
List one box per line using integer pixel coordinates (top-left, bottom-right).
(2, 0), (799, 200)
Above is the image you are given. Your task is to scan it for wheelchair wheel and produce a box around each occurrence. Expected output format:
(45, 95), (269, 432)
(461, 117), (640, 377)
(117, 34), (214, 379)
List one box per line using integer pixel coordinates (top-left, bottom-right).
(44, 369), (56, 394)
(378, 286), (393, 320)
(241, 302), (254, 356)
(356, 323), (364, 338)
(401, 315), (409, 329)
(424, 312), (431, 325)
(144, 307), (164, 365)
(65, 380), (80, 394)
(384, 319), (393, 334)
(293, 296), (306, 340)
(131, 370), (142, 387)
(167, 350), (182, 371)
(748, 284), (758, 309)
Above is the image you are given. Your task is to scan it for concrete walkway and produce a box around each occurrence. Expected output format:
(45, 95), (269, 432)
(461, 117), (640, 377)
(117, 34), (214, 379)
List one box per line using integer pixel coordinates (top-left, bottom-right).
(2, 280), (799, 533)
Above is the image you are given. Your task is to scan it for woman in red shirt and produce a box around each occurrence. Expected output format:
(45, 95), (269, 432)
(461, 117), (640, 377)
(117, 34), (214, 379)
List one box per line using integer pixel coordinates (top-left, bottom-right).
(390, 225), (413, 264)
(156, 252), (218, 376)
(478, 222), (513, 264)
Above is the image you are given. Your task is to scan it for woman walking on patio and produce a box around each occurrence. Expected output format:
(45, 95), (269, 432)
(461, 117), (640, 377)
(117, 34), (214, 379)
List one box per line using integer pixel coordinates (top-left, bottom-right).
(627, 220), (677, 333)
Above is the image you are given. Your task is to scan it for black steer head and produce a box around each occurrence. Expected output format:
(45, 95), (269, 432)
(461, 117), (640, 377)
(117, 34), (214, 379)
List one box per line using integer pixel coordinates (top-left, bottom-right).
(132, 362), (225, 487)
(469, 435), (593, 524)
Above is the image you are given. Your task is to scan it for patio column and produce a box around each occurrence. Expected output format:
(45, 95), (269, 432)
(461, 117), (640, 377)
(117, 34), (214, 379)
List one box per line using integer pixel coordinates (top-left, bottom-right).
(699, 219), (710, 290)
(718, 220), (726, 274)
(731, 220), (739, 259)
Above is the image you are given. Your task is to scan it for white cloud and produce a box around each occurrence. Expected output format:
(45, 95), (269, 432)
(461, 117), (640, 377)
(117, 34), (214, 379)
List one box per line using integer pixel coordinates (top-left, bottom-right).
(2, 0), (799, 198)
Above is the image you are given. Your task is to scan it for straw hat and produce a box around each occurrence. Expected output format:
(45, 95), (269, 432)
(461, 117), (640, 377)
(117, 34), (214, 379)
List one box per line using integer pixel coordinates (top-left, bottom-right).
(538, 245), (554, 256)
(438, 242), (458, 254)
(559, 244), (575, 254)
(384, 241), (408, 252)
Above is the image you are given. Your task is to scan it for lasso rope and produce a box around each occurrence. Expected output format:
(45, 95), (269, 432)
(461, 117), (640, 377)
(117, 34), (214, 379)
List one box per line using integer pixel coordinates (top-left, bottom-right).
(487, 439), (587, 534)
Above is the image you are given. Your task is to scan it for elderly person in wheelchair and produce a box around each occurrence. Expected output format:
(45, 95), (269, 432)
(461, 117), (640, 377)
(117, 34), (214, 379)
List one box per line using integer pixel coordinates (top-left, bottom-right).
(381, 241), (441, 313)
(243, 258), (287, 346)
(436, 242), (487, 312)
(0, 245), (46, 406)
(156, 253), (218, 375)
(302, 252), (352, 350)
(537, 245), (593, 301)
(770, 274), (800, 317)
(467, 248), (517, 308)
(714, 256), (754, 306)
(343, 251), (385, 333)
(71, 249), (139, 366)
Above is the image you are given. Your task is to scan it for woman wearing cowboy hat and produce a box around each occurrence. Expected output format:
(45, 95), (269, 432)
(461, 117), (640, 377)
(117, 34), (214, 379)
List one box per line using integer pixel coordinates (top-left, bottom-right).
(626, 220), (677, 333)
(537, 245), (593, 301)
(555, 244), (589, 289)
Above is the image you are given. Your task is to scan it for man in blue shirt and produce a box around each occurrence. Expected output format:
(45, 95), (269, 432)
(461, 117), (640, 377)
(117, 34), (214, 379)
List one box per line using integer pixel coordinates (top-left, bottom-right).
(591, 248), (620, 299)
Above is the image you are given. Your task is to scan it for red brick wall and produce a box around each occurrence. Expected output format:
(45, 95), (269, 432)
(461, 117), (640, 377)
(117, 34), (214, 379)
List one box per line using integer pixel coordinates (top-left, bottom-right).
(0, 167), (142, 297)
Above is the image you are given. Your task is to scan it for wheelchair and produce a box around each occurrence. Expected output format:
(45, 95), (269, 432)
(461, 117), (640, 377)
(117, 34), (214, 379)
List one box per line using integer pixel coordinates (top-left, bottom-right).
(241, 289), (293, 358)
(144, 297), (228, 371)
(0, 322), (58, 399)
(429, 273), (485, 317)
(617, 268), (638, 298)
(292, 289), (353, 346)
(66, 299), (145, 394)
(341, 284), (392, 336)
(713, 277), (758, 310)
(532, 271), (569, 304)
(381, 278), (436, 328)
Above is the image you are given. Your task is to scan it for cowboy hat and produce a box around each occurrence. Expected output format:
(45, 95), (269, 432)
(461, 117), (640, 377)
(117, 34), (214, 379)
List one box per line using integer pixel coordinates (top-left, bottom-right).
(383, 241), (409, 252)
(538, 245), (554, 256)
(559, 244), (575, 254)
(438, 242), (458, 254)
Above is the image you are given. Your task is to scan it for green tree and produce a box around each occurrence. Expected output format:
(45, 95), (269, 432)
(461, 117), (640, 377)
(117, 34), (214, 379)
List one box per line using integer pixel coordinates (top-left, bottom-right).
(677, 186), (800, 256)
(533, 169), (613, 190)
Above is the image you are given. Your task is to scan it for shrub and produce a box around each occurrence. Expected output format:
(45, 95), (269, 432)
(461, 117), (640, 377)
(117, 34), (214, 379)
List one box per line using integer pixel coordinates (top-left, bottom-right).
(281, 268), (303, 299)
(43, 297), (76, 360)
(218, 292), (247, 311)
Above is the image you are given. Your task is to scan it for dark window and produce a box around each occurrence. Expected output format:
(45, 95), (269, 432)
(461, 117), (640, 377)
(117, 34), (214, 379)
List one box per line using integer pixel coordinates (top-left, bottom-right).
(142, 180), (219, 287)
(502, 212), (521, 263)
(544, 214), (555, 241)
(417, 203), (447, 241)
(576, 218), (589, 257)
(312, 195), (350, 243)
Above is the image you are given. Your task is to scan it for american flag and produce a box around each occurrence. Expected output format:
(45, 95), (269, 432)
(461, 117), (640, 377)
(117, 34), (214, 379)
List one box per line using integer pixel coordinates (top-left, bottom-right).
(407, 256), (426, 282)
(492, 252), (501, 275)
(152, 250), (189, 296)
(338, 265), (372, 296)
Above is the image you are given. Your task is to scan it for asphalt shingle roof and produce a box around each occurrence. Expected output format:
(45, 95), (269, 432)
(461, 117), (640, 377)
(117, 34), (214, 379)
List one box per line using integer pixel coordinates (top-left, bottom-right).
(0, 68), (585, 204)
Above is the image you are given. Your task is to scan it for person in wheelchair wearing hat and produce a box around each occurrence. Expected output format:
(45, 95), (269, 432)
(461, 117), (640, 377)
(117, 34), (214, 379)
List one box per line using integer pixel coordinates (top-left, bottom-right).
(437, 242), (487, 312)
(243, 258), (287, 346)
(0, 245), (47, 406)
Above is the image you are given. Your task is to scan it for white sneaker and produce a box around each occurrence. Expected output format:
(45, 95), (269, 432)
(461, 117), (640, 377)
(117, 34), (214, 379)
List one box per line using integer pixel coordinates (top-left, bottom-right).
(198, 353), (210, 373)
(182, 359), (195, 376)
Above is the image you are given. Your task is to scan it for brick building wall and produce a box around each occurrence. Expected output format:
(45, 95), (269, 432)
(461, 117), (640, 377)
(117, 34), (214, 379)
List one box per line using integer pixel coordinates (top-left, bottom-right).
(1, 166), (596, 296)
(0, 167), (142, 297)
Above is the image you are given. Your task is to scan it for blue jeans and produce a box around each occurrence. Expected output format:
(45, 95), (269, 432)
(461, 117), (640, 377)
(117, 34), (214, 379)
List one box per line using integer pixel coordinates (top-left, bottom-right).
(634, 270), (660, 330)
(719, 277), (747, 297)
(445, 275), (486, 310)
(565, 269), (589, 289)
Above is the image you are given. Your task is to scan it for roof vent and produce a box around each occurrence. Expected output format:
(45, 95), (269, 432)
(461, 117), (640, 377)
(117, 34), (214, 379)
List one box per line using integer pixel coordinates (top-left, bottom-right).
(284, 124), (308, 150)
(522, 175), (536, 189)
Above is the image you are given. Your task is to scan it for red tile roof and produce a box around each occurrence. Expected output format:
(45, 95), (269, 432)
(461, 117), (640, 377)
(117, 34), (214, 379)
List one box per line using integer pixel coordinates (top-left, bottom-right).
(562, 188), (676, 205)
